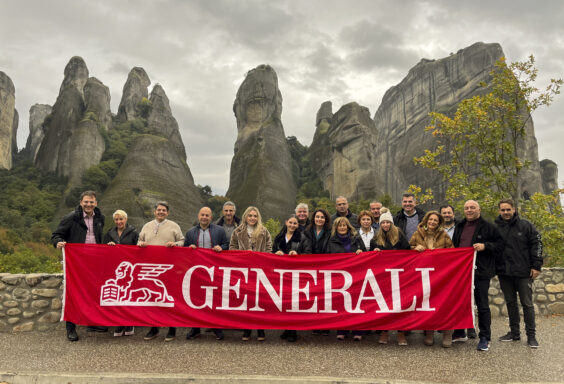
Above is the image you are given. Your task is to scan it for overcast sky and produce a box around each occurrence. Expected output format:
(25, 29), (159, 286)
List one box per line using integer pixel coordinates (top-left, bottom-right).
(2, 0), (563, 195)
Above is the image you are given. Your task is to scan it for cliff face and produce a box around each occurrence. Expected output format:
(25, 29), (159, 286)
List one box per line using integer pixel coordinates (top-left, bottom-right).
(226, 64), (297, 219)
(310, 42), (544, 202)
(116, 67), (150, 122)
(34, 57), (108, 185)
(25, 104), (52, 162)
(100, 70), (202, 229)
(0, 71), (16, 169)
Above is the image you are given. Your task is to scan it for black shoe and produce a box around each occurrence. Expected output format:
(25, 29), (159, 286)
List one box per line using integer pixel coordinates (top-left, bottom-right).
(287, 331), (297, 342)
(87, 326), (108, 333)
(124, 326), (134, 336)
(452, 329), (467, 343)
(477, 337), (490, 351)
(257, 330), (265, 341)
(113, 326), (125, 337)
(144, 327), (159, 340)
(527, 336), (539, 348)
(165, 327), (176, 342)
(214, 329), (224, 340)
(499, 332), (520, 342)
(67, 328), (79, 342)
(242, 330), (251, 341)
(186, 328), (201, 340)
(467, 328), (477, 339)
(280, 330), (291, 340)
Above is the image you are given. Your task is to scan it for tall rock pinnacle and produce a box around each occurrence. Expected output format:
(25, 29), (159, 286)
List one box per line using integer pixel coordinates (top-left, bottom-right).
(0, 71), (16, 169)
(227, 64), (297, 219)
(117, 67), (150, 122)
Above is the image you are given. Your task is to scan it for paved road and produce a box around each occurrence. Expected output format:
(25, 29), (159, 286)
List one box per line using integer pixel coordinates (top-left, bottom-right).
(1, 316), (563, 383)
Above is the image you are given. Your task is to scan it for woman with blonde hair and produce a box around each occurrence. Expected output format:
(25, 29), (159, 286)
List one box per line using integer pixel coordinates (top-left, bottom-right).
(410, 210), (454, 348)
(229, 206), (272, 341)
(104, 209), (139, 337)
(369, 207), (410, 346)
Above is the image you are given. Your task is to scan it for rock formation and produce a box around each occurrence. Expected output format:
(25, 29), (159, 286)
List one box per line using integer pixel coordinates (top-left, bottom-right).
(226, 64), (297, 219)
(25, 104), (52, 162)
(100, 70), (202, 229)
(12, 109), (18, 160)
(34, 57), (108, 185)
(540, 159), (559, 195)
(0, 71), (16, 169)
(100, 134), (202, 232)
(147, 84), (186, 160)
(117, 67), (150, 122)
(310, 42), (544, 203)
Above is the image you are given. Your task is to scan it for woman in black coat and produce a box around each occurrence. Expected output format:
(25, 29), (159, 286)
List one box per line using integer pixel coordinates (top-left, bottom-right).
(328, 217), (366, 340)
(104, 209), (139, 337)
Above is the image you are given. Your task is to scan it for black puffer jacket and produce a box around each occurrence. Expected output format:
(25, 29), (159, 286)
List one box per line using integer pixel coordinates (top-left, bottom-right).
(453, 217), (504, 279)
(273, 228), (302, 254)
(103, 225), (139, 245)
(327, 234), (366, 254)
(495, 214), (542, 277)
(370, 229), (410, 251)
(51, 206), (105, 246)
(299, 227), (331, 254)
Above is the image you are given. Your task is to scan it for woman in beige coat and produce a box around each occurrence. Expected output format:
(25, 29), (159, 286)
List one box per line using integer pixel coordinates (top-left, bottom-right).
(409, 210), (454, 348)
(229, 206), (272, 341)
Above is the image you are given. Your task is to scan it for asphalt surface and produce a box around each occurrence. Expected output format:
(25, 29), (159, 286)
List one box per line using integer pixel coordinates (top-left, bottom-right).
(0, 316), (563, 383)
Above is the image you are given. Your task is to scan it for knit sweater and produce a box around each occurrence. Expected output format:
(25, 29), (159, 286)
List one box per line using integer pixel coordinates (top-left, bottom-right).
(138, 220), (184, 246)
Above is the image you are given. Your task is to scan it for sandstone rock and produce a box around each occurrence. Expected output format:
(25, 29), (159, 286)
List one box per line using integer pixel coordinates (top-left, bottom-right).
(6, 308), (21, 316)
(117, 67), (150, 122)
(0, 282), (5, 290)
(25, 274), (42, 287)
(3, 300), (18, 307)
(547, 302), (564, 314)
(11, 288), (30, 299)
(11, 108), (18, 161)
(38, 311), (60, 323)
(31, 300), (49, 309)
(84, 77), (112, 131)
(35, 57), (106, 185)
(0, 71), (16, 170)
(22, 311), (35, 318)
(488, 287), (499, 295)
(7, 317), (19, 325)
(540, 159), (559, 195)
(549, 294), (556, 302)
(492, 297), (505, 305)
(31, 289), (58, 298)
(51, 298), (62, 310)
(147, 84), (186, 160)
(24, 104), (52, 162)
(2, 275), (23, 285)
(99, 134), (202, 231)
(552, 271), (563, 284)
(489, 305), (500, 317)
(366, 42), (543, 202)
(545, 283), (564, 293)
(41, 278), (62, 288)
(12, 322), (34, 332)
(59, 56), (89, 95)
(535, 294), (547, 302)
(227, 64), (297, 219)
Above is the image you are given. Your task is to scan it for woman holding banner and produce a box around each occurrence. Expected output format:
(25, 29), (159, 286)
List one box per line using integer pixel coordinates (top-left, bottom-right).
(229, 206), (272, 341)
(104, 209), (139, 337)
(327, 217), (366, 340)
(369, 207), (411, 345)
(410, 211), (454, 348)
(273, 214), (302, 342)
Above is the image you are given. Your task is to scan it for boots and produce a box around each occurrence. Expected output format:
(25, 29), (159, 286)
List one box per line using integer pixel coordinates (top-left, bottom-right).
(424, 330), (434, 346)
(378, 331), (389, 344)
(442, 330), (453, 348)
(397, 331), (408, 346)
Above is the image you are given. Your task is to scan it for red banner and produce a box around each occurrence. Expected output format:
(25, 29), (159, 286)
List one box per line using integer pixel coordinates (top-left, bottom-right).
(63, 244), (476, 330)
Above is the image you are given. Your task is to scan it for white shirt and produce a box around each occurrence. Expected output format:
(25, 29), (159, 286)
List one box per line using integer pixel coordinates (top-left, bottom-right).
(360, 227), (375, 250)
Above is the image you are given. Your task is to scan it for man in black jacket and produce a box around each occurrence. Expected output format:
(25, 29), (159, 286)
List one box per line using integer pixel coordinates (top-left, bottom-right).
(495, 198), (542, 348)
(452, 200), (504, 351)
(214, 201), (240, 241)
(331, 196), (359, 230)
(394, 193), (425, 242)
(51, 190), (105, 342)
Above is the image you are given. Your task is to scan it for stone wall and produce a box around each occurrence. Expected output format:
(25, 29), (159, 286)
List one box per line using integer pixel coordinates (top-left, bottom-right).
(1, 270), (563, 332)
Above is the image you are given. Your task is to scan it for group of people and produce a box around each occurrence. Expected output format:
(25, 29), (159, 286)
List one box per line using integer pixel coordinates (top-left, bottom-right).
(52, 191), (543, 352)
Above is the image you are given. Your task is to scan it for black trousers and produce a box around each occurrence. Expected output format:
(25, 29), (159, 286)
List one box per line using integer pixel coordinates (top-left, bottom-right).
(499, 275), (536, 338)
(474, 277), (491, 341)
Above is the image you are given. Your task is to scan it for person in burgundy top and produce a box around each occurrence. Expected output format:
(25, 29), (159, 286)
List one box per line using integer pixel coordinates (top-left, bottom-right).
(52, 190), (105, 342)
(452, 200), (503, 352)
